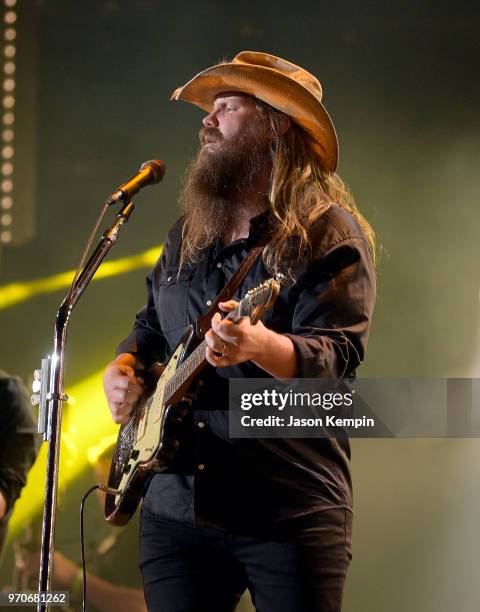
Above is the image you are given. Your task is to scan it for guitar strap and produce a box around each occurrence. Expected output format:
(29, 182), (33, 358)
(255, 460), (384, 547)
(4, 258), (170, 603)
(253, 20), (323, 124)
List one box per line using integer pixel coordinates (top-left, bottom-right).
(195, 245), (265, 338)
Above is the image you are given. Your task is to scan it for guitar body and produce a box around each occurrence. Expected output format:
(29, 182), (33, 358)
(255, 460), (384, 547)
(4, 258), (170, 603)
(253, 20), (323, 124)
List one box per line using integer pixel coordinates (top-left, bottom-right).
(104, 277), (280, 526)
(105, 325), (197, 526)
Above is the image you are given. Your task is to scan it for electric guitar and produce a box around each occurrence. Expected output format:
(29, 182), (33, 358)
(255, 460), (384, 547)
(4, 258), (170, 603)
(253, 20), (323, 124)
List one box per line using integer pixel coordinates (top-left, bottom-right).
(104, 277), (280, 526)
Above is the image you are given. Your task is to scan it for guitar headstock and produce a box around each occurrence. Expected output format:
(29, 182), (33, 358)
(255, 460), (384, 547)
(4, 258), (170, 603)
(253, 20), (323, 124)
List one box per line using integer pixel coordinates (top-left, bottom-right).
(241, 277), (281, 324)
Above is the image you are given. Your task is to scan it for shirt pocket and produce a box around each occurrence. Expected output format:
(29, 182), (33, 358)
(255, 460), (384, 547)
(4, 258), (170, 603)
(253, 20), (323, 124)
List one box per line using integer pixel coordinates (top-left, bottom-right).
(154, 267), (194, 334)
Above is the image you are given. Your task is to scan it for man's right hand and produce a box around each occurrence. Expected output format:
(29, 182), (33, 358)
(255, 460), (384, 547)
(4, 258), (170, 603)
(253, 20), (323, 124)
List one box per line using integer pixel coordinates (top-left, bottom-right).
(103, 353), (145, 424)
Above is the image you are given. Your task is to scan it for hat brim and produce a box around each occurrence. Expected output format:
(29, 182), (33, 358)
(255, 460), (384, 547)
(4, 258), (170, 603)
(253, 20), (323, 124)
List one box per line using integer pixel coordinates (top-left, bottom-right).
(171, 62), (338, 172)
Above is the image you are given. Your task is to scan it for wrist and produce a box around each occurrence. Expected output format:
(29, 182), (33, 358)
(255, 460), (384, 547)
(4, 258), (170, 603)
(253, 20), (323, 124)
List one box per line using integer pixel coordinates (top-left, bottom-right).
(252, 328), (297, 379)
(252, 326), (279, 366)
(252, 324), (274, 363)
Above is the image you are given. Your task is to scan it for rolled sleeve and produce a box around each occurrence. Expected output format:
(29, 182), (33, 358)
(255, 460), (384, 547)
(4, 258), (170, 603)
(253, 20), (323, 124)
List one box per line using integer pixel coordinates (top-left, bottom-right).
(284, 236), (376, 380)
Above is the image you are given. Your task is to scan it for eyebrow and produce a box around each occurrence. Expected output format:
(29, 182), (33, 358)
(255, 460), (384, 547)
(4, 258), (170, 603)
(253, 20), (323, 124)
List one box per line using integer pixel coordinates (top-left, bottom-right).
(213, 93), (253, 106)
(211, 100), (236, 113)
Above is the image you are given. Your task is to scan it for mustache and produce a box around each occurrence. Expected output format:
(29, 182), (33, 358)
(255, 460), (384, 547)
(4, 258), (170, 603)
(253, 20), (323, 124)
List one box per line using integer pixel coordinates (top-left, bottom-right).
(199, 126), (224, 146)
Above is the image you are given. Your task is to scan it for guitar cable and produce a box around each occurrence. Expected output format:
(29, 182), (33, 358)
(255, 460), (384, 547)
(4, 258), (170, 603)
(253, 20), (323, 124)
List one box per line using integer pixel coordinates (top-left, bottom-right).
(79, 484), (119, 612)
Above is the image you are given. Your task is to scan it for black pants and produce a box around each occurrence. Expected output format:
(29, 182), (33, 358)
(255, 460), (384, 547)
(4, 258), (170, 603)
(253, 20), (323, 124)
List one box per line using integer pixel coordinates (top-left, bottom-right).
(139, 507), (352, 612)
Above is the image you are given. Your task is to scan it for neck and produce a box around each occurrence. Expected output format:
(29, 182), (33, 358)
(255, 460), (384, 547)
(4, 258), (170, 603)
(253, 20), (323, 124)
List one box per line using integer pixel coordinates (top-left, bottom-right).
(222, 171), (270, 244)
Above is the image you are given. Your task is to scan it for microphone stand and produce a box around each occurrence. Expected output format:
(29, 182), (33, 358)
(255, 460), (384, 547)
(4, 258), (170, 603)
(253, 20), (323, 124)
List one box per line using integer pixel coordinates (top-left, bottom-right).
(33, 200), (135, 611)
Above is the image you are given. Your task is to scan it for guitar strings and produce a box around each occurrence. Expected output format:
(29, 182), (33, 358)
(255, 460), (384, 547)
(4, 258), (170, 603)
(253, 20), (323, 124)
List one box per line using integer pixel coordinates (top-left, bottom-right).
(118, 284), (266, 443)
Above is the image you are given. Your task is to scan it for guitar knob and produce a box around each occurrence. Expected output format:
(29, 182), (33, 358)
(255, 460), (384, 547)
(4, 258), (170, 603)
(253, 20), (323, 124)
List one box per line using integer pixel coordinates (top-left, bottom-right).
(32, 370), (41, 393)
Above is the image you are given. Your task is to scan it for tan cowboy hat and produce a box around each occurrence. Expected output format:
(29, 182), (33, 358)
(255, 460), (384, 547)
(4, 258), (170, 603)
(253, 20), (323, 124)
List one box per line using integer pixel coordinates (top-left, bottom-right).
(171, 51), (338, 172)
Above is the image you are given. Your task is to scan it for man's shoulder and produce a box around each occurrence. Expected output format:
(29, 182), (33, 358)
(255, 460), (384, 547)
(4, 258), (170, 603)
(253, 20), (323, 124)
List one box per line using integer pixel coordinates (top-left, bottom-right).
(310, 203), (367, 255)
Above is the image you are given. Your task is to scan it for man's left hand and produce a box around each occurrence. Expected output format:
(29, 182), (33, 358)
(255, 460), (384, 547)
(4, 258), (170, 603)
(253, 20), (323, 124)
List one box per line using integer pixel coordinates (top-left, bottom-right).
(205, 300), (268, 367)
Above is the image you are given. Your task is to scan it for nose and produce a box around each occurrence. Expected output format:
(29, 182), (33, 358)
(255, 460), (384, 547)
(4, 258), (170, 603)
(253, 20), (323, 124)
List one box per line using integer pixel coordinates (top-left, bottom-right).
(202, 109), (219, 128)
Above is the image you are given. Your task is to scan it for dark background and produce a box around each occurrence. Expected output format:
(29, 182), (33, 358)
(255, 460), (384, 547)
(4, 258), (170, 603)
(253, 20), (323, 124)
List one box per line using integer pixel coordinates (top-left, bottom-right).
(1, 2), (479, 610)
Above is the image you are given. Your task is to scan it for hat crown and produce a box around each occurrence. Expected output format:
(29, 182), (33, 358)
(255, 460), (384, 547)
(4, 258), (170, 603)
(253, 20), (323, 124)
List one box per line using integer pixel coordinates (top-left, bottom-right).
(171, 50), (338, 171)
(232, 51), (323, 100)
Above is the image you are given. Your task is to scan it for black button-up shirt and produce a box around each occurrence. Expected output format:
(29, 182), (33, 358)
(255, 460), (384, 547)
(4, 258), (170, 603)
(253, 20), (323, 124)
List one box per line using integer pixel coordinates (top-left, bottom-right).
(0, 370), (39, 557)
(116, 205), (376, 537)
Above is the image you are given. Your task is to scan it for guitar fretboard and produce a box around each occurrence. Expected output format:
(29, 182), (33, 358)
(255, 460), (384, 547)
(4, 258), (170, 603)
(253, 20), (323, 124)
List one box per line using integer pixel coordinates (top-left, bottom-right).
(119, 278), (278, 446)
(161, 280), (275, 406)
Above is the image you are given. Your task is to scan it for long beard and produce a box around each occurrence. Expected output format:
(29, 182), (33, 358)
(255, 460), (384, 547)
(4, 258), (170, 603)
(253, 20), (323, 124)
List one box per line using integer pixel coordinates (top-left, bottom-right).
(179, 127), (272, 251)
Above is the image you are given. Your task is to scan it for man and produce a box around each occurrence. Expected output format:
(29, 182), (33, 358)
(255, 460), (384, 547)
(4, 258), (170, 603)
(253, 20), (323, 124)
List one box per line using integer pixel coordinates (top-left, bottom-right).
(103, 51), (376, 611)
(0, 369), (39, 563)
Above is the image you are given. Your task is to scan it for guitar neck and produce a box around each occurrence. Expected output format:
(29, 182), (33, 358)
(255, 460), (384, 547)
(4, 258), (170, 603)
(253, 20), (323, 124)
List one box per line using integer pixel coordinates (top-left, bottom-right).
(163, 301), (246, 405)
(160, 277), (279, 406)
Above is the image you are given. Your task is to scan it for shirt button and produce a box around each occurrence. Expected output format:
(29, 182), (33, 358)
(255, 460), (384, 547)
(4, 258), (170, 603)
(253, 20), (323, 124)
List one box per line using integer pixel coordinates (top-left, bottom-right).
(197, 463), (205, 471)
(198, 421), (206, 429)
(167, 276), (172, 282)
(206, 299), (212, 306)
(216, 262), (223, 268)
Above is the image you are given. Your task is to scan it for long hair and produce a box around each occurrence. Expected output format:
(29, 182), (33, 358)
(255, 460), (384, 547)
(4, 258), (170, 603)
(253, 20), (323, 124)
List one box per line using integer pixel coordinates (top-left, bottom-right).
(179, 98), (376, 279)
(256, 99), (376, 280)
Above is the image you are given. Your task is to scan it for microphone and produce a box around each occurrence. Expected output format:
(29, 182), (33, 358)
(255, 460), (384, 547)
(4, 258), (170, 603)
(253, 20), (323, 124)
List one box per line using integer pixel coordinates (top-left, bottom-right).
(106, 159), (166, 205)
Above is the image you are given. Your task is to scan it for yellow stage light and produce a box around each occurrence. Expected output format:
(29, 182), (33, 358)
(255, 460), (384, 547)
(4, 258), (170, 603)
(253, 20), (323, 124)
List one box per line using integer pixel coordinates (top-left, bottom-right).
(0, 244), (163, 310)
(8, 368), (120, 538)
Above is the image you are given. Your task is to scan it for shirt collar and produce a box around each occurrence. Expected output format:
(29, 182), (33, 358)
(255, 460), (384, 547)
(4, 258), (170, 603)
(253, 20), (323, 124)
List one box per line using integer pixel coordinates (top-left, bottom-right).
(247, 210), (270, 245)
(211, 209), (270, 259)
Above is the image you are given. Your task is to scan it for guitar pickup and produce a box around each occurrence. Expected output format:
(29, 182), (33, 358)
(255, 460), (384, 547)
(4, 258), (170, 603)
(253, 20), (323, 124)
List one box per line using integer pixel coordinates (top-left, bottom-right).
(123, 463), (132, 474)
(130, 450), (140, 460)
